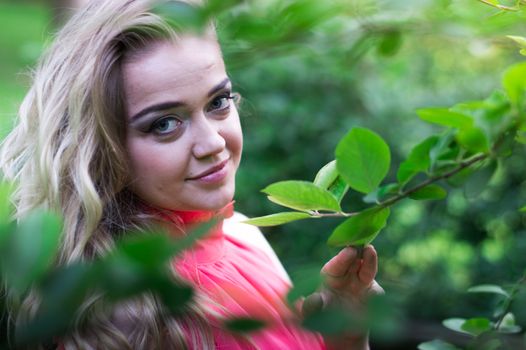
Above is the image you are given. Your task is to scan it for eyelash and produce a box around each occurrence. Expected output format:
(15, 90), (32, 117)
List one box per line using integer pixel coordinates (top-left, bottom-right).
(207, 92), (236, 113)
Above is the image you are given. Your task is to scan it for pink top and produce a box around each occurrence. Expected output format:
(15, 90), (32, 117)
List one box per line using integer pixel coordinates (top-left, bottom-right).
(161, 203), (326, 349)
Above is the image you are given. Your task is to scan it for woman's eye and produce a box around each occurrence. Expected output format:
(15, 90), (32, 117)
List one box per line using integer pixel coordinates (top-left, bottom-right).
(150, 116), (181, 135)
(208, 94), (233, 112)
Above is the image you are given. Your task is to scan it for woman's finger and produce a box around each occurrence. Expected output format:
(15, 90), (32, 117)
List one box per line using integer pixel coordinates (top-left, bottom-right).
(321, 246), (357, 279)
(358, 245), (377, 285)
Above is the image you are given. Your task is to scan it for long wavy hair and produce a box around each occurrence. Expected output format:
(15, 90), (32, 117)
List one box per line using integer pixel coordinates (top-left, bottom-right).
(0, 0), (232, 348)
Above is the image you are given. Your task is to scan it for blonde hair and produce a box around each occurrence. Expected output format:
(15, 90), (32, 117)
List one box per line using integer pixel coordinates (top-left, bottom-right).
(0, 0), (228, 348)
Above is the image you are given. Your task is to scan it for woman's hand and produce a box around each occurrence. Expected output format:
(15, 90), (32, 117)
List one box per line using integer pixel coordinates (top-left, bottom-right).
(303, 245), (383, 350)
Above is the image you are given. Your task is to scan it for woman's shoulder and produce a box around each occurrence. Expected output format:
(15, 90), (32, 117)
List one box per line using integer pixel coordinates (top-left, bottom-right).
(223, 212), (291, 284)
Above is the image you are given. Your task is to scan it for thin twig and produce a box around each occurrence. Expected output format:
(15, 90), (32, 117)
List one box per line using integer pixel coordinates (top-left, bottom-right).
(495, 271), (526, 329)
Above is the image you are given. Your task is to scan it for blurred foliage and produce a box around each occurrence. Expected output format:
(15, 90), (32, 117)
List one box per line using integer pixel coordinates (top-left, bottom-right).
(1, 0), (526, 348)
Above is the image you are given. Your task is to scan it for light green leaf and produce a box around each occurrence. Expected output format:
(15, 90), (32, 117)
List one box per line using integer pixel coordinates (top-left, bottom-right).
(502, 62), (526, 106)
(456, 126), (489, 153)
(242, 212), (312, 227)
(468, 284), (510, 298)
(461, 317), (492, 336)
(498, 313), (522, 334)
(327, 207), (390, 247)
(417, 108), (473, 129)
(409, 185), (447, 201)
(397, 136), (439, 185)
(520, 205), (526, 212)
(263, 181), (341, 212)
(418, 339), (461, 350)
(313, 161), (350, 203)
(314, 160), (339, 189)
(336, 128), (391, 194)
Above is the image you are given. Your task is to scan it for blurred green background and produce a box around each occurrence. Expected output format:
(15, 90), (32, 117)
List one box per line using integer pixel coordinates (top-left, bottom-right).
(1, 0), (526, 348)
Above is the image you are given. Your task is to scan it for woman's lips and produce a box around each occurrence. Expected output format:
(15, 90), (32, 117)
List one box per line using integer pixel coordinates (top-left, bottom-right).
(187, 159), (229, 184)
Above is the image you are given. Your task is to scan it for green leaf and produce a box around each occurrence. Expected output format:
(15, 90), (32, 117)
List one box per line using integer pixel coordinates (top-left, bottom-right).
(418, 339), (461, 350)
(2, 210), (62, 295)
(502, 62), (526, 106)
(417, 108), (473, 129)
(327, 207), (390, 247)
(429, 130), (456, 172)
(327, 176), (350, 204)
(507, 35), (526, 49)
(409, 185), (447, 201)
(397, 136), (439, 185)
(0, 181), (14, 223)
(468, 284), (510, 298)
(153, 1), (208, 33)
(463, 160), (497, 199)
(456, 126), (489, 153)
(263, 181), (341, 212)
(336, 128), (391, 194)
(115, 234), (177, 270)
(242, 212), (312, 227)
(224, 317), (266, 334)
(461, 317), (492, 336)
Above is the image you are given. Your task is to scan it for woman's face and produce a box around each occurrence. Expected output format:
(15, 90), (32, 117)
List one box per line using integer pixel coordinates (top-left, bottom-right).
(122, 36), (243, 211)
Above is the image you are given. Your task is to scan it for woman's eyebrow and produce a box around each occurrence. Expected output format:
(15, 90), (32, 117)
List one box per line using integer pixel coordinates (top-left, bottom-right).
(130, 78), (231, 122)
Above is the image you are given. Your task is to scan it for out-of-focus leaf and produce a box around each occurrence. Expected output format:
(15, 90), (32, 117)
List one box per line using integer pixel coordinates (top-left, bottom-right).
(397, 136), (439, 185)
(243, 212), (311, 227)
(336, 128), (391, 194)
(287, 265), (323, 305)
(115, 233), (177, 270)
(468, 284), (510, 297)
(377, 30), (403, 57)
(461, 317), (492, 336)
(418, 339), (461, 350)
(0, 181), (13, 224)
(417, 108), (473, 129)
(429, 130), (456, 172)
(263, 181), (341, 212)
(409, 184), (447, 201)
(3, 210), (62, 295)
(502, 61), (526, 106)
(153, 1), (208, 33)
(302, 306), (360, 335)
(456, 126), (489, 153)
(224, 317), (266, 334)
(328, 207), (390, 247)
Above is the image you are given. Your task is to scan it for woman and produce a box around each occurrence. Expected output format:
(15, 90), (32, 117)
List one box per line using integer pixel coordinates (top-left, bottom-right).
(1, 0), (382, 348)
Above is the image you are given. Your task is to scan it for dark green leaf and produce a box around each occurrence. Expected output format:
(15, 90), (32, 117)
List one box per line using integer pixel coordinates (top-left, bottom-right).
(363, 183), (400, 204)
(263, 181), (341, 212)
(328, 207), (390, 247)
(115, 233), (177, 270)
(242, 212), (312, 227)
(417, 108), (473, 129)
(409, 185), (447, 201)
(336, 128), (391, 194)
(327, 176), (350, 204)
(224, 317), (266, 334)
(463, 160), (497, 199)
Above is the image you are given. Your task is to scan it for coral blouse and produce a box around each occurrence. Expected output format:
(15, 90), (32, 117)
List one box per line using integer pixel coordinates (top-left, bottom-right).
(161, 203), (325, 349)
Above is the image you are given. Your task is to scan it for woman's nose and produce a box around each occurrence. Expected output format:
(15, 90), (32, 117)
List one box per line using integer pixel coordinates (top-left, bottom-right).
(191, 117), (226, 159)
